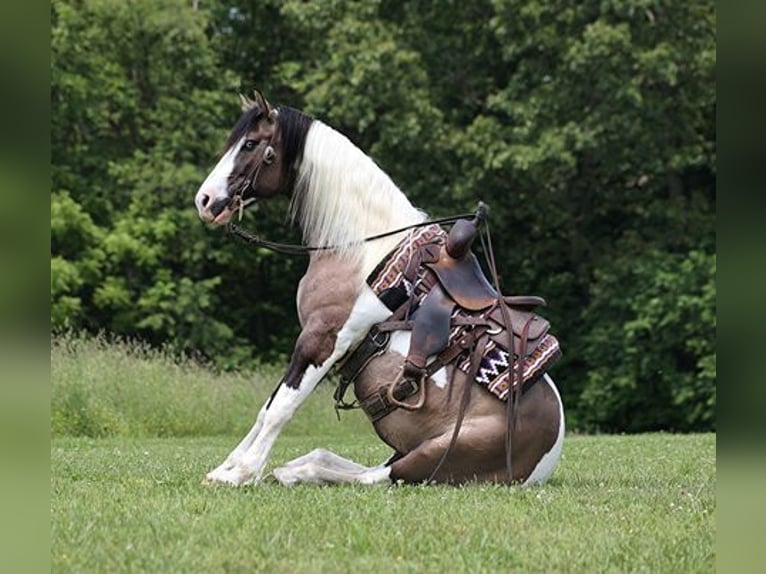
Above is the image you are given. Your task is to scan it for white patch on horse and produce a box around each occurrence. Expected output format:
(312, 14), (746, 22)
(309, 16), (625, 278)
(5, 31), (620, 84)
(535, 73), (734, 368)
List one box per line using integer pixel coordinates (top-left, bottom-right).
(389, 331), (448, 388)
(335, 285), (393, 352)
(194, 136), (243, 215)
(523, 373), (565, 486)
(272, 448), (392, 486)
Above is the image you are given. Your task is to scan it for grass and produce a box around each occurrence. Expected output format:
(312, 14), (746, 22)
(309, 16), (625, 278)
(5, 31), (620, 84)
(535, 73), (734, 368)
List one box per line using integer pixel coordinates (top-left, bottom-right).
(51, 336), (716, 572)
(51, 334), (372, 438)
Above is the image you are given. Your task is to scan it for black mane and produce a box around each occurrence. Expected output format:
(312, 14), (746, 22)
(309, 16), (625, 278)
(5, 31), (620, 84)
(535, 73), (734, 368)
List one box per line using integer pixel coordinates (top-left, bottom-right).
(276, 106), (313, 183)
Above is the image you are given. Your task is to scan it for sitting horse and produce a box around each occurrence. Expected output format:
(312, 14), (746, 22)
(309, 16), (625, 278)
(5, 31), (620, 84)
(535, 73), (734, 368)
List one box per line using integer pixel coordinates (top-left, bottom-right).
(194, 91), (564, 486)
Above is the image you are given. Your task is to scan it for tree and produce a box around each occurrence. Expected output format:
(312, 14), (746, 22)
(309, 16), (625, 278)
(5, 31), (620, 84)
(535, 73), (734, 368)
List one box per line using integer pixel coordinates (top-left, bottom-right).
(51, 0), (716, 429)
(579, 250), (715, 432)
(52, 0), (258, 363)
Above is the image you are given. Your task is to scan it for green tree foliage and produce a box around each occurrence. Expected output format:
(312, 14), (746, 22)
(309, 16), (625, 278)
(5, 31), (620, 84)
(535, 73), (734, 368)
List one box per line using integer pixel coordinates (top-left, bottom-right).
(52, 0), (263, 362)
(51, 0), (715, 431)
(580, 250), (715, 431)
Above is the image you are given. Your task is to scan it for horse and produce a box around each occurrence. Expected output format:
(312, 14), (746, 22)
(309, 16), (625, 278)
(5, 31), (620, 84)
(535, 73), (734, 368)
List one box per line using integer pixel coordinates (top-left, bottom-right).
(193, 91), (564, 486)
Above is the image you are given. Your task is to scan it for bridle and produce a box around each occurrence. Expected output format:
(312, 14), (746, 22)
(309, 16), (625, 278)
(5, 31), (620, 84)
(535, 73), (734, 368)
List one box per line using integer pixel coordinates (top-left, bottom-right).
(221, 108), (481, 255)
(226, 105), (280, 222)
(227, 137), (276, 222)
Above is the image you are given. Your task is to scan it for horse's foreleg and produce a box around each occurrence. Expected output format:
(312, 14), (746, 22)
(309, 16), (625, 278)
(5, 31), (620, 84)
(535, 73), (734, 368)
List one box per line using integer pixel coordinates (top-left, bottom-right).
(205, 283), (390, 486)
(204, 320), (354, 486)
(206, 352), (310, 475)
(205, 361), (327, 486)
(204, 299), (336, 484)
(207, 400), (269, 474)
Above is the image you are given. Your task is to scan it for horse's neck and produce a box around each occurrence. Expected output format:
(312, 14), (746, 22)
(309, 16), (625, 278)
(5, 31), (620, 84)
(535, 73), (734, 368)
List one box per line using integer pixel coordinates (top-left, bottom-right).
(294, 121), (426, 278)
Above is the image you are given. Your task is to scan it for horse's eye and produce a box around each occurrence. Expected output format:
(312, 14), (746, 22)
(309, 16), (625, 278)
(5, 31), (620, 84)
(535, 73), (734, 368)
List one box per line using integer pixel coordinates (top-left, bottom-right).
(242, 139), (259, 152)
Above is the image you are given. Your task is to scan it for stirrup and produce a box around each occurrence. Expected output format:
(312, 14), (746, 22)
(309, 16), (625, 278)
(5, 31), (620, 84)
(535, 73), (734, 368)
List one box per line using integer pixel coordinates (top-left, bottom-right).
(386, 370), (427, 412)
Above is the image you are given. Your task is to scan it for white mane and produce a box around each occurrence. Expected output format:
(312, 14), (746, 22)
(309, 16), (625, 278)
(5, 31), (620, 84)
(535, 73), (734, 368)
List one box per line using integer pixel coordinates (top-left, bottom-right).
(291, 121), (427, 274)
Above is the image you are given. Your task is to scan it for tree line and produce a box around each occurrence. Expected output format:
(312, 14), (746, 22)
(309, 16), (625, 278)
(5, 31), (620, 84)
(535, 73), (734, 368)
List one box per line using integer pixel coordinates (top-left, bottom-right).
(51, 0), (716, 432)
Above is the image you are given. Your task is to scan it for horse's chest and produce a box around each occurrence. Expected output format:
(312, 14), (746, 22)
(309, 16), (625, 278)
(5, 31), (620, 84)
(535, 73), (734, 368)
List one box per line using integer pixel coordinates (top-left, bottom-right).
(296, 256), (361, 328)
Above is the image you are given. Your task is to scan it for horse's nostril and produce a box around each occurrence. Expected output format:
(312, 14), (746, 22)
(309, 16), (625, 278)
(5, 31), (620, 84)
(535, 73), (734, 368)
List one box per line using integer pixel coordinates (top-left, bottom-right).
(200, 193), (210, 208)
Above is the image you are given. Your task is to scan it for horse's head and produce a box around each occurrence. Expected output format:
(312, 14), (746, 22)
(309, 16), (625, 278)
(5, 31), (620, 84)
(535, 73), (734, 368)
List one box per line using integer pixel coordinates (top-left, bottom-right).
(195, 91), (286, 225)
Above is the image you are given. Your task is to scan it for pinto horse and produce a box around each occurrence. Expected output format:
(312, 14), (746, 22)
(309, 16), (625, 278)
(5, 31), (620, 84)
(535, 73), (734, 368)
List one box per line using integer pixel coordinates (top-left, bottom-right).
(194, 91), (564, 486)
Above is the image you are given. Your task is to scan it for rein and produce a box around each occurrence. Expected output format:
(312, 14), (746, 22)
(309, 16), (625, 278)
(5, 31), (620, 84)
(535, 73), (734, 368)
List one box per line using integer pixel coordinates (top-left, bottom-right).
(225, 212), (477, 256)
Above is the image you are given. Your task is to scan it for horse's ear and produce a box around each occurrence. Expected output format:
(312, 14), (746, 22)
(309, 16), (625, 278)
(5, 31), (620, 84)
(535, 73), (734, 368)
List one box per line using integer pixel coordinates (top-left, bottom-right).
(239, 92), (255, 112)
(253, 89), (278, 123)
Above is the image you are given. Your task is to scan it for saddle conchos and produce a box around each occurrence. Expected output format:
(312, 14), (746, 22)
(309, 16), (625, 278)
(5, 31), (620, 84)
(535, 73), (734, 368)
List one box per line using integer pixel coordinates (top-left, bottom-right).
(336, 203), (562, 422)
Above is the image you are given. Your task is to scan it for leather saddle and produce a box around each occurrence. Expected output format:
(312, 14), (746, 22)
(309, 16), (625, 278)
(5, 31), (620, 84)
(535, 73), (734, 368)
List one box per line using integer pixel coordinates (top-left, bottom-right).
(334, 206), (555, 419)
(402, 214), (547, 379)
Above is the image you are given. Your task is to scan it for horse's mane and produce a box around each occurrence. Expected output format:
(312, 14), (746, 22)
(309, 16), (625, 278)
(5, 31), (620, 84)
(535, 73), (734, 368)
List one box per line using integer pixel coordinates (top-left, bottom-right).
(277, 107), (313, 182)
(290, 121), (426, 263)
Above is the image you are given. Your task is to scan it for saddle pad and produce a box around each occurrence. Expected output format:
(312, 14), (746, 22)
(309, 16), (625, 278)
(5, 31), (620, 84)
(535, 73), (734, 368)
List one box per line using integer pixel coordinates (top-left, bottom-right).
(456, 333), (561, 400)
(367, 224), (445, 293)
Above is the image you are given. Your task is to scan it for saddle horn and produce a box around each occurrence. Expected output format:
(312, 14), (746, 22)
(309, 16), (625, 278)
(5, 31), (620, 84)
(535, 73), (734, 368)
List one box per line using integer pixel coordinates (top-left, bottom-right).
(446, 202), (489, 259)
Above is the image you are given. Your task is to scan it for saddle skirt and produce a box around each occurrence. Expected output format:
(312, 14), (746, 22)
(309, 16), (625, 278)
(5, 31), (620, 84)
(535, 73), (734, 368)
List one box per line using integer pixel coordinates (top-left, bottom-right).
(353, 223), (561, 402)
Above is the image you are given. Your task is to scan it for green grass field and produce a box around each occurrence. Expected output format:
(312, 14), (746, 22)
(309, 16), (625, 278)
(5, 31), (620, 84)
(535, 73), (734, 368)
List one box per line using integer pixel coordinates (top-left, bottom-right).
(51, 336), (716, 573)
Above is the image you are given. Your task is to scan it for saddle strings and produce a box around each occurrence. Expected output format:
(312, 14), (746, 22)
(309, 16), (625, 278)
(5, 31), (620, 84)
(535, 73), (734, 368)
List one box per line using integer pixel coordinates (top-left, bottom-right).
(424, 218), (517, 484)
(479, 223), (517, 482)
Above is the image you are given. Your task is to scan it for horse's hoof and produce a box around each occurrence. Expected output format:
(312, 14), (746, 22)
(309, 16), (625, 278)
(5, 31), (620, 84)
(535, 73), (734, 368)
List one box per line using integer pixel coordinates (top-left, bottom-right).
(204, 467), (249, 486)
(272, 466), (298, 487)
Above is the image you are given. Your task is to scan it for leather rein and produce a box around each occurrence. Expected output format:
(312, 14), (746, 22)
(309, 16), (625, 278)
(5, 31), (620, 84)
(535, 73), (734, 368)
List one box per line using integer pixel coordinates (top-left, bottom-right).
(226, 212), (476, 256)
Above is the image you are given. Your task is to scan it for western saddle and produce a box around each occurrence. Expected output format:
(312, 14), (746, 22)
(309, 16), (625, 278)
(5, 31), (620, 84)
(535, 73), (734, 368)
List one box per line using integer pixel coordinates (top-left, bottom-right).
(335, 203), (556, 422)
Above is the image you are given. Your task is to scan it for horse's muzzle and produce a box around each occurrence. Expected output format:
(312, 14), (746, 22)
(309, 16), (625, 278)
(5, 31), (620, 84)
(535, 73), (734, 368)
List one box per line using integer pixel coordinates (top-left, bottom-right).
(197, 195), (234, 225)
(209, 196), (231, 218)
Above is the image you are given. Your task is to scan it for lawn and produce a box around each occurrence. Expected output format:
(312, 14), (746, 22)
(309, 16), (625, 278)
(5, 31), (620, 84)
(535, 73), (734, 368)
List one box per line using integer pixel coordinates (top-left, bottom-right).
(52, 433), (715, 573)
(51, 336), (715, 572)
